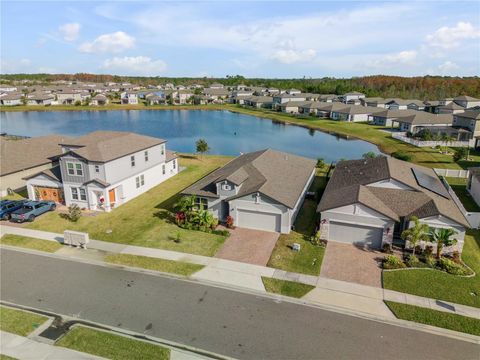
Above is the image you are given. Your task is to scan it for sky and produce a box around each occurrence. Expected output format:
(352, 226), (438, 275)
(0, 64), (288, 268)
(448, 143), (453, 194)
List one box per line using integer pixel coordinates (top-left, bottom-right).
(1, 0), (479, 78)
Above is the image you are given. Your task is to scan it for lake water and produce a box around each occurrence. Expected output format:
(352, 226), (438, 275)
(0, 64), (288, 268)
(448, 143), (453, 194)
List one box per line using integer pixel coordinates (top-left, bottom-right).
(0, 110), (379, 161)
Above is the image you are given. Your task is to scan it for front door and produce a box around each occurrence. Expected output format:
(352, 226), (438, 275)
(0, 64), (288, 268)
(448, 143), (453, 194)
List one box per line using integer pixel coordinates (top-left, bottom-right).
(108, 188), (116, 203)
(220, 201), (229, 221)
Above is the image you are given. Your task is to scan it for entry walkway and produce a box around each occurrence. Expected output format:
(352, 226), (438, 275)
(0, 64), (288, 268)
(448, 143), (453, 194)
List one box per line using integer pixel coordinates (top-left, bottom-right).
(1, 225), (479, 321)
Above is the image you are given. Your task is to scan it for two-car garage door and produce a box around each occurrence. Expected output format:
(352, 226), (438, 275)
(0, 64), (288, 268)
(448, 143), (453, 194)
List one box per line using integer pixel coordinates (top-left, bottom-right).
(237, 209), (281, 233)
(328, 221), (383, 249)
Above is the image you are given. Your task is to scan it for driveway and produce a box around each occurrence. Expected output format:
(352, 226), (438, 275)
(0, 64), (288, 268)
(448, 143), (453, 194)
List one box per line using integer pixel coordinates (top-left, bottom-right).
(215, 227), (279, 266)
(320, 242), (383, 287)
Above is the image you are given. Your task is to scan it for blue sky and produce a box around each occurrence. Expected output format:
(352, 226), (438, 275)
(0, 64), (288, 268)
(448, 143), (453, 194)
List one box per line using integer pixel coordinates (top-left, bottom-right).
(1, 1), (479, 77)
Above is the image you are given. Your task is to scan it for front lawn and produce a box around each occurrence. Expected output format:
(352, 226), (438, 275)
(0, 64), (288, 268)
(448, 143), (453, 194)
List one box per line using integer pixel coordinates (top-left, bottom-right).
(0, 234), (62, 253)
(0, 306), (48, 336)
(267, 171), (326, 275)
(383, 230), (480, 307)
(262, 277), (314, 298)
(445, 177), (480, 212)
(385, 301), (480, 336)
(27, 155), (230, 256)
(56, 326), (170, 360)
(105, 253), (204, 276)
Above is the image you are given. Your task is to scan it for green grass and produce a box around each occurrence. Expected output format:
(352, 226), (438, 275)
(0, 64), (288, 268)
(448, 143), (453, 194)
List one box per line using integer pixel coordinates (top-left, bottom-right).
(445, 177), (480, 212)
(56, 326), (170, 360)
(385, 301), (480, 336)
(0, 189), (27, 201)
(262, 277), (315, 298)
(383, 230), (480, 307)
(0, 355), (17, 360)
(0, 306), (48, 336)
(105, 253), (204, 276)
(267, 171), (326, 275)
(27, 155), (230, 256)
(0, 234), (62, 253)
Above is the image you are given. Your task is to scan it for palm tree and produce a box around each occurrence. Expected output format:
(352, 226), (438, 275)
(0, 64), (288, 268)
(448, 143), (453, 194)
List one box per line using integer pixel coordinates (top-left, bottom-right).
(174, 195), (196, 214)
(401, 216), (430, 255)
(429, 228), (458, 259)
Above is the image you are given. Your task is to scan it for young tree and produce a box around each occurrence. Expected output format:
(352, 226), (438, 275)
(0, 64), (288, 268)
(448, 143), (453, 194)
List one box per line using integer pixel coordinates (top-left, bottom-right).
(316, 158), (325, 169)
(362, 151), (377, 159)
(453, 147), (467, 162)
(401, 216), (430, 255)
(429, 228), (458, 259)
(196, 139), (210, 158)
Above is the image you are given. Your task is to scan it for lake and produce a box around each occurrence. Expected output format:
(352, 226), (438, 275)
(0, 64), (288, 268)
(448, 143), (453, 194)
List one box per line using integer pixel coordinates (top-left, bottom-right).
(0, 110), (379, 161)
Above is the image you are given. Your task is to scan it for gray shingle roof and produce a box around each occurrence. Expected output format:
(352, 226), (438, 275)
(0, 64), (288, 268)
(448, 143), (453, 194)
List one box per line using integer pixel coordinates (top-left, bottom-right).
(183, 149), (316, 208)
(318, 156), (469, 227)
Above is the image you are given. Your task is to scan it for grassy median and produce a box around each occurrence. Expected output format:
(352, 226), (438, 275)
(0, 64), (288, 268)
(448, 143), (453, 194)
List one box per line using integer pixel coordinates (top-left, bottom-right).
(0, 235), (62, 253)
(0, 306), (48, 336)
(262, 278), (314, 298)
(56, 326), (170, 360)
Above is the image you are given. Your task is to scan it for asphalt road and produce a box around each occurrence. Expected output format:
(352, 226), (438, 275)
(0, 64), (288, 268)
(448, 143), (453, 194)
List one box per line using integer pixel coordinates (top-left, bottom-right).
(1, 248), (478, 359)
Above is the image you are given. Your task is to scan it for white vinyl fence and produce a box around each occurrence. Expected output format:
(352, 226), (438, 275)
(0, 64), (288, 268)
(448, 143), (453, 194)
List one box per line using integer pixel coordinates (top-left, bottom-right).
(392, 132), (474, 148)
(434, 168), (470, 178)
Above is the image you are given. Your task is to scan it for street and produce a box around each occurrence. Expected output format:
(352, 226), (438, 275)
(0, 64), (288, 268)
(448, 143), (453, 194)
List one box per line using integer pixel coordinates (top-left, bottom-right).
(1, 248), (478, 359)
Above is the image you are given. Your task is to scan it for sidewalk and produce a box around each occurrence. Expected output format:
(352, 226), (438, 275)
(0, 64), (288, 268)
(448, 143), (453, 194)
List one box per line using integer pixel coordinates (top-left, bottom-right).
(1, 225), (479, 321)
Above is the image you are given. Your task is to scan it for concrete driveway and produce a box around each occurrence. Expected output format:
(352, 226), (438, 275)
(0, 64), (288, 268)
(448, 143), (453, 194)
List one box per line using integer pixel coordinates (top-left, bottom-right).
(320, 242), (384, 287)
(215, 227), (279, 266)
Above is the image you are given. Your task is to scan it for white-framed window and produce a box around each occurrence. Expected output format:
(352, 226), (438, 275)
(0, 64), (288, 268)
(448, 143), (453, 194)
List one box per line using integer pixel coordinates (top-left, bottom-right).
(95, 165), (100, 173)
(135, 175), (145, 188)
(161, 145), (165, 155)
(67, 162), (83, 176)
(67, 162), (75, 175)
(140, 174), (145, 186)
(79, 188), (87, 201)
(195, 197), (208, 210)
(71, 187), (86, 201)
(71, 187), (78, 200)
(144, 151), (149, 162)
(162, 164), (166, 175)
(75, 163), (83, 176)
(131, 155), (135, 167)
(222, 183), (232, 191)
(173, 160), (176, 169)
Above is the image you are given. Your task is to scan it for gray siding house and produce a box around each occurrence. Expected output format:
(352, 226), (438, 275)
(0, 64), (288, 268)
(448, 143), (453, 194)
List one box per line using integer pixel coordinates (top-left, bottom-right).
(182, 149), (316, 233)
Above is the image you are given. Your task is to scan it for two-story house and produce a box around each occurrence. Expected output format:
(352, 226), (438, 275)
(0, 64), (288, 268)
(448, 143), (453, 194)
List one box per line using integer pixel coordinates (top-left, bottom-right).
(452, 110), (480, 147)
(182, 149), (316, 233)
(25, 131), (178, 211)
(120, 92), (139, 105)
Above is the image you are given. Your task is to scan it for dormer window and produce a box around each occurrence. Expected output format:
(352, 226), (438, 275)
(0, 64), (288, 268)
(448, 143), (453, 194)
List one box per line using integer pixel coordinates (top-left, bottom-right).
(222, 183), (232, 191)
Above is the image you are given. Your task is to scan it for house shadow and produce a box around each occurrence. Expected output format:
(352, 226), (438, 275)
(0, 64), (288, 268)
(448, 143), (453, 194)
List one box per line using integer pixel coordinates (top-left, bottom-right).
(153, 209), (175, 223)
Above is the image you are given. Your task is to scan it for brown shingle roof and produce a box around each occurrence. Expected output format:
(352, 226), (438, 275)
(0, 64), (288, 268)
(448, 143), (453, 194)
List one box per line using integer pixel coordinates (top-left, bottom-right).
(60, 131), (166, 163)
(183, 149), (316, 208)
(1, 135), (71, 176)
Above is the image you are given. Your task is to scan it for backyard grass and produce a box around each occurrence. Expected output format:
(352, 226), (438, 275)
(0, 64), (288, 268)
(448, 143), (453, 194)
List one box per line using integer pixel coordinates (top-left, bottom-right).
(383, 230), (480, 307)
(105, 253), (204, 276)
(27, 155), (230, 256)
(445, 177), (480, 212)
(0, 306), (48, 336)
(0, 355), (17, 360)
(267, 171), (327, 275)
(262, 277), (315, 298)
(385, 301), (480, 336)
(56, 326), (170, 360)
(0, 234), (62, 253)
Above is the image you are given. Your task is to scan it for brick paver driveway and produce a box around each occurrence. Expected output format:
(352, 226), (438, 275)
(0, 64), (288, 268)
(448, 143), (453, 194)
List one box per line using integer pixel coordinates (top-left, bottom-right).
(215, 227), (279, 266)
(320, 242), (384, 287)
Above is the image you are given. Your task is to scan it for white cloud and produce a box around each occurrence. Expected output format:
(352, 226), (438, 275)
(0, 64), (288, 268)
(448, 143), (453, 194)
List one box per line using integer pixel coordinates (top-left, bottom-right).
(270, 48), (316, 64)
(425, 22), (480, 50)
(437, 61), (459, 74)
(59, 23), (80, 41)
(102, 56), (167, 75)
(366, 50), (417, 68)
(79, 31), (135, 53)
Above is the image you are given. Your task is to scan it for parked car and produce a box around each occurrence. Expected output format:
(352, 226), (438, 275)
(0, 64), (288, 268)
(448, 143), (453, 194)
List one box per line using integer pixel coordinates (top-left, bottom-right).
(10, 201), (56, 223)
(0, 200), (27, 220)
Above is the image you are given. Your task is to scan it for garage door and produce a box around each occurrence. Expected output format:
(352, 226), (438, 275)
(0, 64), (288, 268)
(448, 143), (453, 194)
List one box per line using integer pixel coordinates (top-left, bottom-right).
(329, 221), (383, 248)
(237, 209), (281, 233)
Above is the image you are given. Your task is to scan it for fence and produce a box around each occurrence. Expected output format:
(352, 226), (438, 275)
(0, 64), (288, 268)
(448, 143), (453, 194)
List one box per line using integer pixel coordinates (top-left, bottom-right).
(434, 168), (470, 178)
(391, 132), (473, 148)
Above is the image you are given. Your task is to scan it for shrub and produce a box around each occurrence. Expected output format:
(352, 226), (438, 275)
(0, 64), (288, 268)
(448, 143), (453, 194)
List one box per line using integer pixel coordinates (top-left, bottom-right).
(212, 229), (230, 237)
(382, 243), (393, 254)
(425, 255), (436, 268)
(211, 217), (219, 230)
(74, 100), (82, 106)
(438, 257), (469, 276)
(310, 230), (322, 246)
(226, 215), (234, 229)
(64, 204), (81, 222)
(406, 254), (421, 267)
(391, 151), (412, 161)
(414, 245), (423, 255)
(424, 245), (434, 257)
(175, 211), (186, 225)
(452, 251), (461, 264)
(453, 148), (467, 162)
(383, 255), (406, 269)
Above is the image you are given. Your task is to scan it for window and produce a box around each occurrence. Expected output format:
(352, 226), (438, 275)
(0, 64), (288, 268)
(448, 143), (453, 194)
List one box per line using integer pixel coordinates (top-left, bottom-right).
(140, 174), (145, 186)
(162, 164), (166, 175)
(71, 187), (86, 201)
(144, 151), (149, 162)
(195, 197), (208, 210)
(95, 165), (100, 173)
(67, 162), (75, 175)
(161, 145), (165, 155)
(135, 175), (145, 189)
(67, 162), (83, 176)
(79, 188), (87, 201)
(131, 155), (135, 167)
(75, 163), (83, 176)
(173, 160), (176, 169)
(71, 187), (78, 200)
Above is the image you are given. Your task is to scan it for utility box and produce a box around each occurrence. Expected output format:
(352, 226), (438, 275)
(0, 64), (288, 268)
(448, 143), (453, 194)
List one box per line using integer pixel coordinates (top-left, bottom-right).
(64, 230), (89, 248)
(292, 242), (301, 252)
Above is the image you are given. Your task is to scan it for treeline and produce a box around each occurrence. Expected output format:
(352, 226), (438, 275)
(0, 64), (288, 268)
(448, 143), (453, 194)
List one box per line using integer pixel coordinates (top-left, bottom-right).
(2, 73), (479, 99)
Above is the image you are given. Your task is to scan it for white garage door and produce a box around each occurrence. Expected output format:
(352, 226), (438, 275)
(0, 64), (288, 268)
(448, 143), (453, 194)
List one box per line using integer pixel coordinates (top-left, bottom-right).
(329, 221), (383, 248)
(237, 209), (281, 233)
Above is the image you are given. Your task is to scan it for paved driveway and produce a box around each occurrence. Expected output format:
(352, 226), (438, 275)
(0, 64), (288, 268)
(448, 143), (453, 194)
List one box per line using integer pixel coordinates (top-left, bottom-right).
(320, 242), (383, 287)
(215, 227), (279, 266)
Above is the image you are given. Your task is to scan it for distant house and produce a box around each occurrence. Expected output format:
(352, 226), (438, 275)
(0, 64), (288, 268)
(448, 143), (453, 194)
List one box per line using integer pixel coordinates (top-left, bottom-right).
(57, 90), (84, 105)
(176, 89), (194, 104)
(272, 94), (307, 110)
(0, 85), (17, 92)
(340, 92), (365, 104)
(209, 83), (224, 89)
(244, 96), (273, 109)
(369, 109), (417, 127)
(182, 149), (316, 233)
(26, 92), (53, 106)
(279, 101), (311, 114)
(395, 113), (453, 134)
(90, 94), (109, 106)
(318, 94), (338, 103)
(330, 105), (384, 122)
(316, 102), (352, 118)
(385, 99), (424, 111)
(0, 92), (23, 106)
(360, 97), (391, 108)
(452, 110), (480, 147)
(297, 101), (324, 115)
(25, 131), (178, 211)
(454, 96), (480, 109)
(318, 156), (469, 252)
(202, 88), (230, 103)
(120, 92), (139, 105)
(0, 135), (70, 196)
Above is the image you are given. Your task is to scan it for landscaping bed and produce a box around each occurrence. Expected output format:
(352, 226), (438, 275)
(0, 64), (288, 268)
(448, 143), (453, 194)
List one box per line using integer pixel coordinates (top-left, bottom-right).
(385, 301), (480, 336)
(26, 155), (230, 256)
(56, 326), (170, 360)
(0, 234), (62, 253)
(262, 278), (314, 298)
(0, 306), (48, 336)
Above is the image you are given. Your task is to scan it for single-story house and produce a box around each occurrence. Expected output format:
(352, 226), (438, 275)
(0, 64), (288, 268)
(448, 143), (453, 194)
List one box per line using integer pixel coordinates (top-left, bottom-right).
(369, 109), (417, 127)
(0, 92), (23, 106)
(318, 94), (338, 103)
(395, 113), (453, 134)
(26, 92), (53, 106)
(317, 156), (469, 252)
(279, 101), (311, 114)
(244, 96), (273, 109)
(90, 94), (109, 106)
(330, 105), (384, 122)
(316, 102), (350, 118)
(182, 149), (316, 233)
(360, 97), (392, 108)
(386, 99), (424, 111)
(435, 102), (465, 114)
(0, 135), (71, 196)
